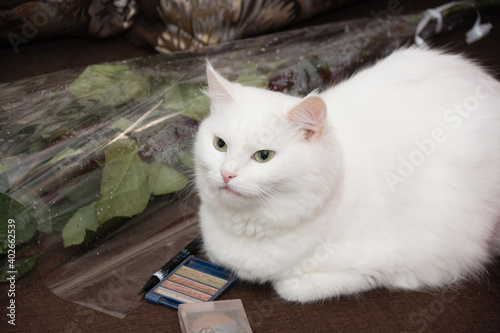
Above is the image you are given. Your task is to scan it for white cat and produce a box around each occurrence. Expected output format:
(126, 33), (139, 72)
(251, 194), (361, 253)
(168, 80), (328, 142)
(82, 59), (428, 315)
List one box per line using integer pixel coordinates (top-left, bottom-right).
(194, 47), (500, 303)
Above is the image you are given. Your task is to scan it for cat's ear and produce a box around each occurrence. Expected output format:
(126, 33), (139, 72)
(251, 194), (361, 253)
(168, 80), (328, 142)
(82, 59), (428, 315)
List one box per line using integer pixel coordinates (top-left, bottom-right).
(206, 60), (235, 104)
(288, 95), (327, 141)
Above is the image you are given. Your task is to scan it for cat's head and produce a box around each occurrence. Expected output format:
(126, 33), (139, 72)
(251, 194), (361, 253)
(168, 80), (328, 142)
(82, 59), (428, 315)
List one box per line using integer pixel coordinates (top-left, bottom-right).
(195, 62), (340, 229)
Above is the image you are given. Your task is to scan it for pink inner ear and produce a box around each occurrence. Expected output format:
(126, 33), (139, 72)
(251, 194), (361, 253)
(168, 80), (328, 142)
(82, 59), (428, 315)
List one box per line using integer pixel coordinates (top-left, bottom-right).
(288, 96), (327, 140)
(206, 61), (235, 104)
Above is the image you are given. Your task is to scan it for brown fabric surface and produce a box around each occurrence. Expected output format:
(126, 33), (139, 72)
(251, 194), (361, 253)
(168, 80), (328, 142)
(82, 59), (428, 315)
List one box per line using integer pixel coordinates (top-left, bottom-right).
(4, 261), (500, 332)
(1, 0), (500, 332)
(0, 35), (156, 83)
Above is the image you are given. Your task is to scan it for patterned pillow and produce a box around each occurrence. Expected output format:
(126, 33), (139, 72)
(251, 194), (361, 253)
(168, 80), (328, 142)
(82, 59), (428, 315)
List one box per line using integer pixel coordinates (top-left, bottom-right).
(0, 0), (361, 53)
(134, 0), (362, 52)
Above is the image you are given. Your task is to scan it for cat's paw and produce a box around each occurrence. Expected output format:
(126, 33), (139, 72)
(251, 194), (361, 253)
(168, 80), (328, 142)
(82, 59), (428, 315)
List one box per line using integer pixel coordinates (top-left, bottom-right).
(274, 271), (374, 303)
(273, 275), (323, 303)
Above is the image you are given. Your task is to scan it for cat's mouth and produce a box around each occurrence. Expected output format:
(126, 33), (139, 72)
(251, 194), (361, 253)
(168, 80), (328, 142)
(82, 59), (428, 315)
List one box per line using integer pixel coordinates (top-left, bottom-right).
(220, 185), (242, 197)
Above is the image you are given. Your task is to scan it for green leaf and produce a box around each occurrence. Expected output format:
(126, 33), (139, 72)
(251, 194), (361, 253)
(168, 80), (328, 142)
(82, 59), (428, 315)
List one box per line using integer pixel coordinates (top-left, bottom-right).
(60, 168), (103, 202)
(148, 161), (188, 196)
(29, 141), (44, 154)
(62, 203), (99, 247)
(43, 147), (80, 166)
(235, 61), (272, 87)
(0, 162), (5, 174)
(163, 82), (210, 121)
(0, 252), (39, 282)
(0, 193), (37, 253)
(179, 150), (195, 169)
(109, 117), (134, 131)
(95, 138), (150, 223)
(69, 64), (150, 106)
(34, 168), (103, 233)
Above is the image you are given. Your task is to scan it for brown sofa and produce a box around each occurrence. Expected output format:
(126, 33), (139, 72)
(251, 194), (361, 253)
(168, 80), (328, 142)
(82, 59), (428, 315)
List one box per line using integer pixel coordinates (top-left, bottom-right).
(1, 0), (500, 332)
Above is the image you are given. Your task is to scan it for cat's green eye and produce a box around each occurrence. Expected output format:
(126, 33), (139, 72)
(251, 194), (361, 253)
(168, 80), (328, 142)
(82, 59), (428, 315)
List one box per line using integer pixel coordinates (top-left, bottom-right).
(254, 150), (275, 163)
(213, 136), (227, 152)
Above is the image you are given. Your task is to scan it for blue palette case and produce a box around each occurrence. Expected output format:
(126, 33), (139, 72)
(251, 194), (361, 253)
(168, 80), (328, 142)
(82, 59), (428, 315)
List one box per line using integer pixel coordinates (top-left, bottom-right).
(145, 255), (236, 309)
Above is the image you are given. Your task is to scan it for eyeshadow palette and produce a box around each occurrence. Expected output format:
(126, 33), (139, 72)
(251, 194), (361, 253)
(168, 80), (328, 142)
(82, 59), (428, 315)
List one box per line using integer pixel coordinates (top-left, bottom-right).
(145, 255), (236, 309)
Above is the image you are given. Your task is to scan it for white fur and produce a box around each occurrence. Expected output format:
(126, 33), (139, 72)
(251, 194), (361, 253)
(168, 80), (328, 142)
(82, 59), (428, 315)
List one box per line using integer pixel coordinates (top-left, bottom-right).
(194, 47), (500, 303)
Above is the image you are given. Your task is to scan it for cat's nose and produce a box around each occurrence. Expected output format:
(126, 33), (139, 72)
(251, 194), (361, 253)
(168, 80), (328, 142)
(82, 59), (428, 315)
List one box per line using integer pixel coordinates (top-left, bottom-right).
(221, 170), (236, 184)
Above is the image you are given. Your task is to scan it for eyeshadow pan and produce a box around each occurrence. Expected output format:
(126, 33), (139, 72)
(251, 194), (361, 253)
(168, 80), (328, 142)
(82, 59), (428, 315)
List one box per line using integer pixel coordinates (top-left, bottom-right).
(176, 266), (227, 289)
(154, 286), (199, 304)
(169, 274), (219, 295)
(161, 280), (212, 301)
